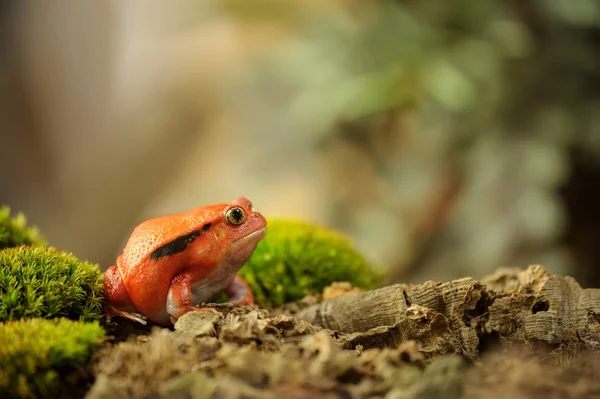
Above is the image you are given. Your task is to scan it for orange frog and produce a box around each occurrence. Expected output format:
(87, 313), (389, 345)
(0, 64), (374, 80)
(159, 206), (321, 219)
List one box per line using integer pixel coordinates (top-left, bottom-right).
(104, 197), (267, 326)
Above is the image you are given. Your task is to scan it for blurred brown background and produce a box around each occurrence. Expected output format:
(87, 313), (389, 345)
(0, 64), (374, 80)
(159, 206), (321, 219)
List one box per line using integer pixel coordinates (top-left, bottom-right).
(1, 1), (599, 286)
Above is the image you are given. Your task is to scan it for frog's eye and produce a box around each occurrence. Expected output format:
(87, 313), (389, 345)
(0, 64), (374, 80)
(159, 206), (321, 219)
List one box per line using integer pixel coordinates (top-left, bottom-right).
(225, 206), (246, 226)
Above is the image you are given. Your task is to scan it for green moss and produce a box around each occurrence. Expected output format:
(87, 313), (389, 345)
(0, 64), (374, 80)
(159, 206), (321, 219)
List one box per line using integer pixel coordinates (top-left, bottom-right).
(0, 206), (46, 250)
(241, 219), (383, 307)
(0, 318), (105, 398)
(0, 246), (104, 322)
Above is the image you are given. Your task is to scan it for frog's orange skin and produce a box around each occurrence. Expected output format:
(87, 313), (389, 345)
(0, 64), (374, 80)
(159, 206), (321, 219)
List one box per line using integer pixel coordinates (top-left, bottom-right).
(103, 197), (267, 326)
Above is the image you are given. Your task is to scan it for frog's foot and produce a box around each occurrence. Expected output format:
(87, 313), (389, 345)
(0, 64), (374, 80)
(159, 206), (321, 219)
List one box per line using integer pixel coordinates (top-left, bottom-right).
(105, 304), (148, 325)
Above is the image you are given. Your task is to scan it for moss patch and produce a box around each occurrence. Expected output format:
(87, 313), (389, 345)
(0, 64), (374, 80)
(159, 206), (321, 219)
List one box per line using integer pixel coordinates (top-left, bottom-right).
(240, 219), (383, 307)
(0, 206), (46, 250)
(0, 246), (104, 322)
(0, 318), (105, 399)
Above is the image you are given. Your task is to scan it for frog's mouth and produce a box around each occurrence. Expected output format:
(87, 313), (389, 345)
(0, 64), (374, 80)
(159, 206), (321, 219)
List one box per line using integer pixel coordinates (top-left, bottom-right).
(231, 226), (267, 246)
(228, 226), (267, 264)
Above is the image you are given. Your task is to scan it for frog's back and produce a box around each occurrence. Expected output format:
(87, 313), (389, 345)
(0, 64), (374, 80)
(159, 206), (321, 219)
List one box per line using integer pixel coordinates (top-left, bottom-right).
(118, 203), (225, 277)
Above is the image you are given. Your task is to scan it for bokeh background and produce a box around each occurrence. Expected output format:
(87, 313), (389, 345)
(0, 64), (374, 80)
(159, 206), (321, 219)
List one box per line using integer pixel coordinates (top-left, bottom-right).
(1, 0), (599, 286)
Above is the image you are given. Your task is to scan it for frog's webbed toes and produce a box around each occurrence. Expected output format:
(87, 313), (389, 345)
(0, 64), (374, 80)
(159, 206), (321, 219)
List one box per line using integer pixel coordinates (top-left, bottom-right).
(106, 304), (148, 325)
(127, 312), (148, 325)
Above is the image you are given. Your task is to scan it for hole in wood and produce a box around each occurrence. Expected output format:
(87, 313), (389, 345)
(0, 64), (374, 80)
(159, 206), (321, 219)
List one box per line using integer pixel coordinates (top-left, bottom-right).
(531, 300), (550, 314)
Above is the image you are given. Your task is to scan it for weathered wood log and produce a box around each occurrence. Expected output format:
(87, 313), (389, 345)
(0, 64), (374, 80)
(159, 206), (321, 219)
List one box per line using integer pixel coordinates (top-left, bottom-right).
(297, 265), (600, 359)
(482, 265), (600, 348)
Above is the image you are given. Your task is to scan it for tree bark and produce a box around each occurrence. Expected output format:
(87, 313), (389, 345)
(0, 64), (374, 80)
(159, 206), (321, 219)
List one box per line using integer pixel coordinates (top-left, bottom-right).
(297, 265), (600, 359)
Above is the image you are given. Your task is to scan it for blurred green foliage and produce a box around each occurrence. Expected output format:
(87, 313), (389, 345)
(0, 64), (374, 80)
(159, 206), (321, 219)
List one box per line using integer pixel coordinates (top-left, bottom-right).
(0, 246), (104, 322)
(238, 0), (598, 138)
(223, 0), (600, 281)
(0, 318), (105, 398)
(241, 219), (383, 307)
(0, 206), (46, 250)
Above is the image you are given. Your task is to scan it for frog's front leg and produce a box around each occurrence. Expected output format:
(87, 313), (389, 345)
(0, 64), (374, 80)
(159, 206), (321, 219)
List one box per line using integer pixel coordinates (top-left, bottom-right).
(166, 272), (213, 324)
(224, 273), (254, 305)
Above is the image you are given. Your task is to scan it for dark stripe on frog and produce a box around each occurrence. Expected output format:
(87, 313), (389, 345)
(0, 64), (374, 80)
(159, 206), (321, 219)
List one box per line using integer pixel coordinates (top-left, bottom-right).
(149, 230), (200, 260)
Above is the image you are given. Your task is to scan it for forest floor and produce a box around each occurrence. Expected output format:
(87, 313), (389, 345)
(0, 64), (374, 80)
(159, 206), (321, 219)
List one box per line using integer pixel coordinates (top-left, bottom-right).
(85, 265), (600, 399)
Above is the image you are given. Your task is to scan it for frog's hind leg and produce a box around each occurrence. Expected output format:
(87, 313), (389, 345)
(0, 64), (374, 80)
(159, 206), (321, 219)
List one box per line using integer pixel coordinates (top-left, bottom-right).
(104, 266), (148, 325)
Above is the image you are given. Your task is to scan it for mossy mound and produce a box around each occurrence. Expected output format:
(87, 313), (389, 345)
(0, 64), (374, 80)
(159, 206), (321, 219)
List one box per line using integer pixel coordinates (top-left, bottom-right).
(0, 246), (104, 322)
(241, 219), (383, 307)
(0, 206), (46, 250)
(0, 318), (105, 398)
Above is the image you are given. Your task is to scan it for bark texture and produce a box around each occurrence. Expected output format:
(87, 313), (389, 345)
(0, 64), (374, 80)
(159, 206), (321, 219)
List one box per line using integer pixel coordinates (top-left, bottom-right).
(297, 265), (600, 359)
